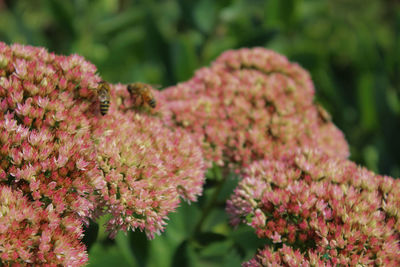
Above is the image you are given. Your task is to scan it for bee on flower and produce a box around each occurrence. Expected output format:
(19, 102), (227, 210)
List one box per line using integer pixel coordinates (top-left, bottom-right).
(97, 80), (111, 115)
(127, 82), (157, 109)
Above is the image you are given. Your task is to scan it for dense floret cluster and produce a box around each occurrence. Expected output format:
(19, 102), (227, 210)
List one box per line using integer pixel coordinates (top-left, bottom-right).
(92, 85), (204, 238)
(0, 43), (103, 221)
(227, 149), (400, 266)
(0, 43), (205, 265)
(0, 186), (87, 265)
(160, 48), (349, 170)
(0, 42), (108, 265)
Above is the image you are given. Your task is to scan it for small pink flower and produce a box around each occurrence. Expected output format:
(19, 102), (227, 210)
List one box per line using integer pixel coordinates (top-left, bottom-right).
(271, 231), (282, 243)
(75, 158), (89, 171)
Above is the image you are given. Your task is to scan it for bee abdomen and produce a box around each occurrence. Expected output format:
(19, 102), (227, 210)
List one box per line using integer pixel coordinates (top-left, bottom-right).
(127, 84), (133, 94)
(100, 100), (110, 115)
(148, 99), (156, 108)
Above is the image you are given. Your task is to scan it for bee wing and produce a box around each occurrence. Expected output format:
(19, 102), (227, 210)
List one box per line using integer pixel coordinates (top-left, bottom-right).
(127, 83), (141, 95)
(149, 84), (162, 90)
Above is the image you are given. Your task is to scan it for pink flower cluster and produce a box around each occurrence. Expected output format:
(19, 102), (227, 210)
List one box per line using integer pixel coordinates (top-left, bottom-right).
(92, 84), (204, 238)
(0, 42), (205, 265)
(227, 149), (400, 266)
(2, 42), (397, 266)
(160, 48), (349, 170)
(0, 43), (105, 266)
(0, 43), (103, 219)
(0, 186), (87, 266)
(0, 42), (103, 264)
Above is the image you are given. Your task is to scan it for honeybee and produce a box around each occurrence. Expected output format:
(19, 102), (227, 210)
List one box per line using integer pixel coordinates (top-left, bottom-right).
(98, 81), (111, 115)
(127, 82), (157, 108)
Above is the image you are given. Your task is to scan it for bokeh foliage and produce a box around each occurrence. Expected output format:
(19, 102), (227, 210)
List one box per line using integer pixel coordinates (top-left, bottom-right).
(1, 0), (399, 266)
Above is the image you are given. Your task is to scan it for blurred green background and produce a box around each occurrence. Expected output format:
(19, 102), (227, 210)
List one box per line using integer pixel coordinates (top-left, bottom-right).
(1, 0), (399, 266)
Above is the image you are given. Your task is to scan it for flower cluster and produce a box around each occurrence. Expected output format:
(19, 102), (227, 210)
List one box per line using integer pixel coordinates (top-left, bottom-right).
(92, 84), (205, 238)
(227, 149), (400, 266)
(160, 48), (349, 170)
(0, 42), (105, 265)
(0, 42), (104, 216)
(0, 186), (87, 266)
(243, 245), (309, 267)
(0, 43), (205, 265)
(2, 42), (396, 266)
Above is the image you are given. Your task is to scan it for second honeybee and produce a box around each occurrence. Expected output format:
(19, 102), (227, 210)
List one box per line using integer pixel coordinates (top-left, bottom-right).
(127, 82), (156, 108)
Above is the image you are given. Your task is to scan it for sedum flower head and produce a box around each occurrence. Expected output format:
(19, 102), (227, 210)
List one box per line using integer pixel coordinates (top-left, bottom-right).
(0, 42), (104, 265)
(92, 85), (205, 238)
(0, 42), (104, 221)
(0, 186), (87, 266)
(0, 42), (206, 263)
(227, 149), (400, 266)
(160, 48), (349, 170)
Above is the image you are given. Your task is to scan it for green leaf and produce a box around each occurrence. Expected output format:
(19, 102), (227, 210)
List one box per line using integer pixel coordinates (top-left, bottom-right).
(193, 0), (217, 34)
(115, 232), (138, 267)
(357, 74), (378, 130)
(202, 36), (236, 63)
(265, 0), (301, 28)
(363, 145), (379, 172)
(386, 88), (400, 114)
(245, 213), (254, 224)
(128, 230), (149, 267)
(264, 0), (282, 28)
(197, 238), (233, 258)
(88, 242), (136, 267)
(45, 0), (75, 36)
(205, 163), (223, 182)
(96, 214), (112, 241)
(171, 240), (197, 267)
(220, 249), (243, 267)
(216, 172), (239, 202)
(170, 33), (200, 81)
(82, 220), (99, 252)
(148, 202), (201, 267)
(231, 225), (267, 260)
(168, 201), (202, 238)
(148, 235), (177, 267)
(201, 209), (230, 234)
(95, 8), (144, 35)
(193, 232), (227, 247)
(109, 28), (145, 49)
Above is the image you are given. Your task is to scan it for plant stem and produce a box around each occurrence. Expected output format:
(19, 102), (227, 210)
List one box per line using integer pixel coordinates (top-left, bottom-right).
(194, 167), (229, 234)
